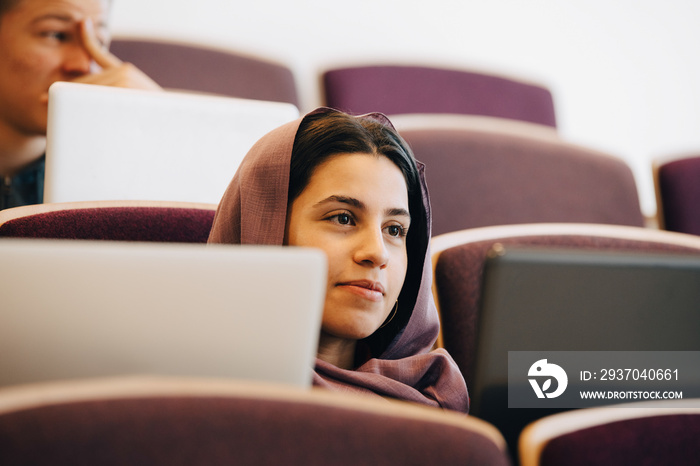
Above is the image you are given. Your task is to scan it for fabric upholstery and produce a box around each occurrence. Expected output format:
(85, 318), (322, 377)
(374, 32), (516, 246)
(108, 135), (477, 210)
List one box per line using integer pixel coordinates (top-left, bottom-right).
(540, 414), (700, 466)
(323, 65), (557, 127)
(656, 155), (700, 235)
(400, 125), (644, 236)
(0, 376), (510, 466)
(110, 39), (299, 107)
(0, 207), (215, 242)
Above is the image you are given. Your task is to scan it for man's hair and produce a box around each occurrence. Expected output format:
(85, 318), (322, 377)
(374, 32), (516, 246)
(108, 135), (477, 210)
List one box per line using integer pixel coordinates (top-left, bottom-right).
(0, 0), (20, 14)
(0, 0), (21, 20)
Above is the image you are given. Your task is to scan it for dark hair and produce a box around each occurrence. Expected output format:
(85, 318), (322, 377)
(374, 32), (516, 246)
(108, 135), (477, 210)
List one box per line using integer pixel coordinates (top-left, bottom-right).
(0, 0), (21, 19)
(289, 109), (420, 209)
(289, 109), (427, 359)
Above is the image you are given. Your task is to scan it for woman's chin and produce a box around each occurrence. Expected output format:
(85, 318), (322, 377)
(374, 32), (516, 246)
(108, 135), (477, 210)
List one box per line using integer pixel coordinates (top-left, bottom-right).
(321, 322), (382, 342)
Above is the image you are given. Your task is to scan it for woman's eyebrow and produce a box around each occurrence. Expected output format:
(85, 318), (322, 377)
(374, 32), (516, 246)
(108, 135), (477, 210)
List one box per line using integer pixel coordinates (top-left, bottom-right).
(315, 195), (410, 219)
(387, 207), (411, 219)
(314, 195), (364, 210)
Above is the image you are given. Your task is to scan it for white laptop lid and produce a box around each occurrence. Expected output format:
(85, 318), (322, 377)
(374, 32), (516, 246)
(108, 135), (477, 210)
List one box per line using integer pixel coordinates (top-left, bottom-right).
(44, 82), (299, 204)
(0, 239), (326, 389)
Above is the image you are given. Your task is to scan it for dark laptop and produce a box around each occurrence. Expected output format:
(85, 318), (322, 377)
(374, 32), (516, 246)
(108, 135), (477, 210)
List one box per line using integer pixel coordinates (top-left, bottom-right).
(472, 245), (700, 453)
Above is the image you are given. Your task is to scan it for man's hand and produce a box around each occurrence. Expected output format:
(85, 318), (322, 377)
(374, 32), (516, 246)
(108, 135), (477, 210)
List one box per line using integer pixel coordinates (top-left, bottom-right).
(73, 18), (162, 91)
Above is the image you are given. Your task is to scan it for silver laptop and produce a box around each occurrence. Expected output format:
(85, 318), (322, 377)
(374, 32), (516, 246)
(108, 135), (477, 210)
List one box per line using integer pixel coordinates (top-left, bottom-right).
(44, 82), (299, 204)
(0, 239), (326, 388)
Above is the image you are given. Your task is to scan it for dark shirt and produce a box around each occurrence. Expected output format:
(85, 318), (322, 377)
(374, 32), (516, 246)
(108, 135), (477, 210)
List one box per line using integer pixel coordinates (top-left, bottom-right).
(1, 155), (45, 211)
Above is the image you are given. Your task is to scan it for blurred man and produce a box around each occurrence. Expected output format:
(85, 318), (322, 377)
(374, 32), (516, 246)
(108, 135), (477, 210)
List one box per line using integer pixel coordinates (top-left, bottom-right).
(0, 0), (160, 209)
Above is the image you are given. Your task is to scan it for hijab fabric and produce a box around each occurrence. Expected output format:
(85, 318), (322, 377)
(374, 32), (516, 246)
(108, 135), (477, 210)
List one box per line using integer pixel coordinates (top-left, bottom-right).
(208, 108), (469, 413)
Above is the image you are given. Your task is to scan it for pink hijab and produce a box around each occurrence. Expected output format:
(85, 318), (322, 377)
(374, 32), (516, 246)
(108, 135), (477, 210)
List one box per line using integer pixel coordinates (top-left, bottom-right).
(208, 108), (469, 413)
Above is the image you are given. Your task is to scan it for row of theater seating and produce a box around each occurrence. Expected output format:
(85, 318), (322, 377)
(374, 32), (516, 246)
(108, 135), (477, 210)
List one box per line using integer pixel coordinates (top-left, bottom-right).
(0, 376), (509, 465)
(2, 113), (699, 239)
(3, 203), (700, 464)
(109, 38), (700, 237)
(1, 374), (697, 465)
(4, 204), (700, 385)
(108, 38), (557, 128)
(394, 114), (697, 237)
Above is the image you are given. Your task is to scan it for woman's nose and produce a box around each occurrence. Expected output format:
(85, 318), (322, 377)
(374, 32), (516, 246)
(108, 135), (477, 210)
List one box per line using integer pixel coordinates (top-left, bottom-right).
(354, 227), (389, 268)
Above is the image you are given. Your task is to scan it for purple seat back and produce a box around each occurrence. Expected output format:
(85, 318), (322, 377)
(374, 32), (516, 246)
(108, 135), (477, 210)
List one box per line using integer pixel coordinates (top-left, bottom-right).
(0, 207), (215, 243)
(401, 126), (644, 236)
(656, 155), (700, 235)
(110, 39), (299, 107)
(540, 414), (700, 466)
(323, 65), (557, 127)
(0, 394), (510, 466)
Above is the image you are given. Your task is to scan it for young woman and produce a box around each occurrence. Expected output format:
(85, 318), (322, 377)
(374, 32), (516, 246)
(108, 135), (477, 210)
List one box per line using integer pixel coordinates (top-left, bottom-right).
(209, 108), (469, 413)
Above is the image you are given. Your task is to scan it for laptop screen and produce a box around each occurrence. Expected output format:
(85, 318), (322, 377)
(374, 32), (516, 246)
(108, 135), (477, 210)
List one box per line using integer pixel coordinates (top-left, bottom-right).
(45, 82), (299, 204)
(472, 246), (700, 448)
(0, 239), (326, 389)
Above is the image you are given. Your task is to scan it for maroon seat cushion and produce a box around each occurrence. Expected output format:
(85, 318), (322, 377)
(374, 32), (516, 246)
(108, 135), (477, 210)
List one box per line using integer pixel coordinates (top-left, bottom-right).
(541, 414), (700, 466)
(323, 65), (557, 127)
(0, 207), (215, 243)
(110, 39), (299, 107)
(0, 396), (510, 466)
(657, 156), (700, 236)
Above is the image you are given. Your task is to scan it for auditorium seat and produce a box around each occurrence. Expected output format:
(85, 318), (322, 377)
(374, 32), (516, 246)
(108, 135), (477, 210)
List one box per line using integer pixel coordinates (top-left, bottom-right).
(322, 64), (557, 127)
(392, 115), (644, 235)
(654, 154), (700, 236)
(431, 222), (700, 388)
(0, 376), (511, 465)
(110, 38), (299, 107)
(519, 399), (700, 466)
(0, 200), (217, 243)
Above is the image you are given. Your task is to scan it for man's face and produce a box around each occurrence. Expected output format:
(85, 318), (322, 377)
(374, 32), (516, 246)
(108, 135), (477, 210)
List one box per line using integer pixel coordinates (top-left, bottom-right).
(0, 0), (110, 136)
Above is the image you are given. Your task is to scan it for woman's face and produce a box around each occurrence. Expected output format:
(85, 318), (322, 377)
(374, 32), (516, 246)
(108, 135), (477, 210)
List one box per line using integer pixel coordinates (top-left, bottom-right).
(286, 153), (410, 344)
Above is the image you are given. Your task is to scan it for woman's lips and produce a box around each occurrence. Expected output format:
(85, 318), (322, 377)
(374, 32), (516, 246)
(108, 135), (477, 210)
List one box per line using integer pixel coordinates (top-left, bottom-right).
(337, 280), (385, 302)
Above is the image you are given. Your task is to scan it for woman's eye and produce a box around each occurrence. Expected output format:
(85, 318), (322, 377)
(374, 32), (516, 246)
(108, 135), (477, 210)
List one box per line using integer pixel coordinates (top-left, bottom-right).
(328, 213), (354, 226)
(386, 225), (405, 237)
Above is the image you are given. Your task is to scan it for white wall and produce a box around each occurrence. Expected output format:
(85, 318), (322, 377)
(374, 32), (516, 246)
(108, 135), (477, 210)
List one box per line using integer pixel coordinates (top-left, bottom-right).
(110, 0), (700, 217)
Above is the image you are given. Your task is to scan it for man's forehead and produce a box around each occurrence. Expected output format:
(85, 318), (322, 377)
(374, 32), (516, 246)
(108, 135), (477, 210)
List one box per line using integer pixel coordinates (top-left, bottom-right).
(8, 0), (110, 18)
